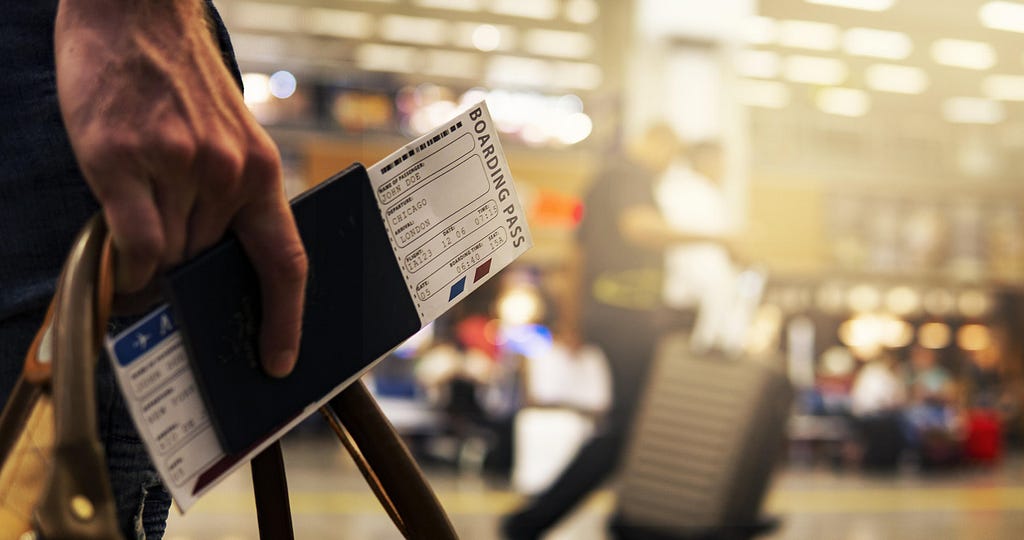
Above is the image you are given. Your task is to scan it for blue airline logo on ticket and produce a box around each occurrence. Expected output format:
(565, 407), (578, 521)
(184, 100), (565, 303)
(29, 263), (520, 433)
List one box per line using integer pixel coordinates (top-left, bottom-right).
(107, 304), (225, 511)
(112, 305), (177, 366)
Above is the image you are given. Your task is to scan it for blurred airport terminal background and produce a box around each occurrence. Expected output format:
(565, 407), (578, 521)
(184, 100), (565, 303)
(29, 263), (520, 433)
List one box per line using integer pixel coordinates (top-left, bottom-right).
(165, 0), (1024, 538)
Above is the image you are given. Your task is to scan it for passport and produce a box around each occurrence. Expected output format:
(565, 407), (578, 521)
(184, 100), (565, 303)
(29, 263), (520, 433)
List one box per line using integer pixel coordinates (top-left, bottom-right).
(163, 163), (421, 454)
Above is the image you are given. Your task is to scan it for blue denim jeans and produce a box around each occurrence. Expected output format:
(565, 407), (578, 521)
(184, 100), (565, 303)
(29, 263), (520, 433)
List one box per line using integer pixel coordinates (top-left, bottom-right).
(1, 2), (240, 537)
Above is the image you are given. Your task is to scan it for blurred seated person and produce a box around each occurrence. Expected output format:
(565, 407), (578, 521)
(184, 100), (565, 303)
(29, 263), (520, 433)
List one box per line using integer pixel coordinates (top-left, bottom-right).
(850, 353), (908, 470)
(414, 314), (507, 470)
(904, 345), (964, 469)
(522, 335), (610, 414)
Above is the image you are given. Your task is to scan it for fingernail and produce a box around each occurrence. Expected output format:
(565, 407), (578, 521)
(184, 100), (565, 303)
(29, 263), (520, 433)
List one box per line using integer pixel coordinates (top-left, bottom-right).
(267, 350), (296, 378)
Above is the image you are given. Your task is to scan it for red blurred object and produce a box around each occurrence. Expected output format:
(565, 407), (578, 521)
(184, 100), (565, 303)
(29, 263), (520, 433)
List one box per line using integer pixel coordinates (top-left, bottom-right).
(965, 409), (1002, 464)
(531, 190), (584, 229)
(456, 314), (499, 360)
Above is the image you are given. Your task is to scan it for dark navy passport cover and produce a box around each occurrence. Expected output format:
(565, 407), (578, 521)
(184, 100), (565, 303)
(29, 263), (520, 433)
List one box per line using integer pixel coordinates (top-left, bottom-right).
(163, 163), (421, 454)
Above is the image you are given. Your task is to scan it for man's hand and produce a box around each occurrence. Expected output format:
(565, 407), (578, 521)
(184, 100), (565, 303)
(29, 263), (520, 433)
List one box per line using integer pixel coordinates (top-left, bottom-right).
(55, 0), (307, 377)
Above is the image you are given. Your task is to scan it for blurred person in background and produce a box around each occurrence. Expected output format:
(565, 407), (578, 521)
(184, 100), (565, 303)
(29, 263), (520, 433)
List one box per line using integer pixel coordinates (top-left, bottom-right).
(1, 1), (306, 536)
(904, 345), (964, 469)
(653, 140), (741, 355)
(850, 353), (908, 471)
(503, 123), (741, 539)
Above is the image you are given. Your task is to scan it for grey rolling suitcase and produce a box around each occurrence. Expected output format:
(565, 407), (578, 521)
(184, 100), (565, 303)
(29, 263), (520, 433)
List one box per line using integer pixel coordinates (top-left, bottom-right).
(613, 334), (793, 540)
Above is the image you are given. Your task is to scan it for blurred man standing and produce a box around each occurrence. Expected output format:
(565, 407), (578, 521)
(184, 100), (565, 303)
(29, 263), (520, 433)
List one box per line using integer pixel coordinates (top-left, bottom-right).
(503, 124), (741, 539)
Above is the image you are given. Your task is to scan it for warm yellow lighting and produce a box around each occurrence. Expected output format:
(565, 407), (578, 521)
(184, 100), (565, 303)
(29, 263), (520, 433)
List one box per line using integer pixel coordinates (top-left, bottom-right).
(865, 64), (929, 94)
(784, 55), (848, 85)
(885, 286), (921, 316)
(919, 322), (952, 349)
(957, 324), (992, 352)
(487, 56), (552, 87)
(491, 0), (557, 20)
(843, 28), (913, 59)
(234, 2), (301, 32)
(498, 287), (544, 325)
(958, 290), (993, 318)
(455, 22), (515, 52)
(817, 87), (870, 117)
(979, 1), (1024, 33)
(847, 284), (881, 312)
(551, 61), (602, 90)
(816, 282), (847, 313)
(423, 50), (481, 79)
(740, 16), (778, 45)
(931, 39), (997, 70)
(524, 29), (593, 59)
(565, 0), (599, 24)
(380, 15), (449, 46)
(806, 0), (895, 11)
(737, 79), (791, 109)
(922, 289), (956, 316)
(355, 43), (418, 74)
(735, 50), (782, 79)
(557, 113), (593, 145)
(838, 314), (911, 356)
(307, 9), (374, 39)
(779, 20), (841, 51)
(415, 0), (481, 11)
(983, 74), (1024, 101)
(821, 345), (856, 376)
(472, 24), (502, 51)
(943, 97), (1005, 124)
(242, 72), (271, 106)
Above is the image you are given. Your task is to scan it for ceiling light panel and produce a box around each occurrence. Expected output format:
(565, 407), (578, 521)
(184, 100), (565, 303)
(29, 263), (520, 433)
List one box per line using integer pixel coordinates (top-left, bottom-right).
(414, 0), (482, 11)
(805, 0), (895, 11)
(982, 74), (1024, 100)
(943, 97), (1005, 124)
(454, 22), (516, 51)
(232, 2), (302, 32)
(784, 55), (849, 85)
(738, 79), (791, 109)
(740, 16), (779, 45)
(307, 9), (374, 39)
(735, 50), (782, 79)
(565, 0), (600, 24)
(817, 87), (871, 117)
(356, 43), (419, 73)
(779, 20), (841, 51)
(551, 61), (603, 90)
(979, 1), (1024, 33)
(490, 0), (558, 20)
(423, 50), (481, 78)
(487, 55), (552, 87)
(524, 29), (594, 59)
(865, 64), (929, 94)
(843, 27), (913, 59)
(379, 15), (449, 46)
(931, 38), (997, 70)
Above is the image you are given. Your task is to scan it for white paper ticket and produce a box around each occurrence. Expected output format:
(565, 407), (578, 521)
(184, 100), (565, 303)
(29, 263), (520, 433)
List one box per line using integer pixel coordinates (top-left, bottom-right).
(105, 101), (532, 511)
(367, 101), (532, 324)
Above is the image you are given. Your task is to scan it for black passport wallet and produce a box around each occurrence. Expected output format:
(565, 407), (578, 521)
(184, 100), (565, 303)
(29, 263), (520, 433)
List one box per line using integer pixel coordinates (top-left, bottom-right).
(163, 163), (421, 454)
